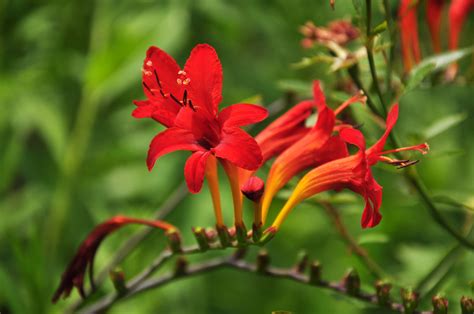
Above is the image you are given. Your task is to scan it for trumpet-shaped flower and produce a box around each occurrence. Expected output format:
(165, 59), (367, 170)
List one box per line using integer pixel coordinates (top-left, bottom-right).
(399, 0), (422, 72)
(260, 81), (366, 223)
(52, 216), (176, 303)
(427, 0), (445, 53)
(136, 44), (268, 193)
(271, 104), (429, 230)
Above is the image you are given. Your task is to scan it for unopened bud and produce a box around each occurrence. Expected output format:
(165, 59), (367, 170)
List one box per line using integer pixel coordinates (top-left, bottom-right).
(166, 229), (182, 254)
(236, 223), (248, 246)
(461, 296), (474, 314)
(401, 288), (419, 314)
(256, 250), (270, 273)
(216, 224), (232, 247)
(258, 227), (277, 245)
(205, 228), (218, 243)
(109, 268), (127, 296)
(432, 295), (448, 314)
(192, 227), (209, 251)
(174, 256), (188, 277)
(375, 281), (392, 306)
(252, 222), (263, 242)
(241, 176), (265, 202)
(294, 251), (309, 274)
(309, 261), (322, 284)
(343, 268), (360, 296)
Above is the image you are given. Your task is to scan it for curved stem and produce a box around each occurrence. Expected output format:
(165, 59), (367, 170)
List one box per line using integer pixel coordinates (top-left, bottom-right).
(79, 251), (438, 314)
(320, 201), (387, 280)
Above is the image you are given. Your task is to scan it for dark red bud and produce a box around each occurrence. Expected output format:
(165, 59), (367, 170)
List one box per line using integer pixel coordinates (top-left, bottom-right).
(241, 176), (265, 202)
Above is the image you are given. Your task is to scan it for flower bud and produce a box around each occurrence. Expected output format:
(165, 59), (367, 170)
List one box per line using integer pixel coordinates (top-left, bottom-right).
(236, 223), (248, 245)
(174, 256), (188, 277)
(216, 224), (232, 247)
(256, 250), (270, 273)
(109, 268), (127, 296)
(192, 227), (209, 251)
(401, 288), (419, 314)
(309, 261), (322, 284)
(241, 176), (265, 202)
(375, 280), (392, 306)
(294, 251), (309, 274)
(343, 268), (360, 296)
(166, 229), (182, 254)
(461, 296), (474, 314)
(432, 295), (448, 314)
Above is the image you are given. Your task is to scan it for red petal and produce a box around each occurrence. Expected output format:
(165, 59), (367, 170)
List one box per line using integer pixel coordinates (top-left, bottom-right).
(427, 0), (444, 53)
(147, 127), (203, 170)
(399, 0), (421, 72)
(312, 80), (327, 111)
(132, 100), (179, 127)
(448, 0), (474, 51)
(184, 151), (211, 193)
(184, 44), (223, 115)
(340, 128), (366, 151)
(360, 175), (383, 228)
(213, 128), (262, 170)
(367, 104), (399, 157)
(142, 46), (182, 101)
(218, 103), (268, 128)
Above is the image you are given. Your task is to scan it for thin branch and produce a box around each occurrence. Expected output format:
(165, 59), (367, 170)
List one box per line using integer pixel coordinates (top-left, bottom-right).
(365, 0), (388, 116)
(320, 201), (387, 279)
(79, 251), (437, 314)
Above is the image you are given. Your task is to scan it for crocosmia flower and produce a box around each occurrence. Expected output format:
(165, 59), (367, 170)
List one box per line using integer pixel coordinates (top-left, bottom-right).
(135, 44), (268, 193)
(52, 216), (175, 303)
(427, 0), (445, 53)
(260, 81), (366, 223)
(270, 104), (429, 230)
(399, 0), (422, 72)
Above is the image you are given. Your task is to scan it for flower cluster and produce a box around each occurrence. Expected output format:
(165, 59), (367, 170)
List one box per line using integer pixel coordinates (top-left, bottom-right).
(399, 0), (474, 74)
(52, 43), (428, 302)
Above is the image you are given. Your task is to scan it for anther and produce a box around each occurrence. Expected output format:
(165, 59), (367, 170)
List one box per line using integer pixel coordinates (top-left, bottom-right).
(153, 70), (162, 89)
(188, 100), (196, 112)
(142, 82), (154, 96)
(183, 78), (191, 85)
(170, 93), (182, 106)
(177, 78), (182, 85)
(146, 60), (153, 67)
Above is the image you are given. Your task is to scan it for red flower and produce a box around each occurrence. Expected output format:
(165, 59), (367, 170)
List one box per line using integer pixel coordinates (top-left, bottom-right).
(427, 0), (446, 53)
(447, 0), (474, 77)
(137, 44), (268, 193)
(255, 101), (314, 164)
(399, 0), (422, 72)
(260, 81), (365, 223)
(271, 104), (429, 230)
(52, 216), (175, 303)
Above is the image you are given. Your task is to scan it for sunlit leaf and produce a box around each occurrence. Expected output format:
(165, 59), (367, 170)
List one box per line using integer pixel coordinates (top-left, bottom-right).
(423, 113), (467, 139)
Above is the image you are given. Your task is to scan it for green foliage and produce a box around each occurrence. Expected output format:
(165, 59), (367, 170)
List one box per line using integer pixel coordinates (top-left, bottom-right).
(0, 0), (473, 313)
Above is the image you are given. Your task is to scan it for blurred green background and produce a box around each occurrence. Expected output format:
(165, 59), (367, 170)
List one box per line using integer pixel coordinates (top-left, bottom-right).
(1, 0), (473, 313)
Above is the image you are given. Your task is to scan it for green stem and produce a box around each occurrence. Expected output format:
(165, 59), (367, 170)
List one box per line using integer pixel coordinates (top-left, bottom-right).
(382, 0), (396, 101)
(365, 0), (388, 116)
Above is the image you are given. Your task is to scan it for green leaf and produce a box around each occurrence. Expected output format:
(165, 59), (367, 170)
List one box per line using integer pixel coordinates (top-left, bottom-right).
(405, 62), (436, 92)
(423, 112), (467, 139)
(352, 0), (362, 14)
(371, 21), (387, 36)
(357, 233), (389, 245)
(405, 46), (474, 92)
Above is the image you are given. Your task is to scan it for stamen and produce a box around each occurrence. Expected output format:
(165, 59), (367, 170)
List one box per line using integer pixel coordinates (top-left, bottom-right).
(183, 90), (188, 106)
(142, 82), (155, 96)
(170, 93), (182, 106)
(188, 99), (197, 112)
(178, 70), (187, 75)
(146, 60), (153, 67)
(177, 78), (182, 85)
(378, 156), (420, 169)
(380, 143), (430, 156)
(183, 78), (191, 85)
